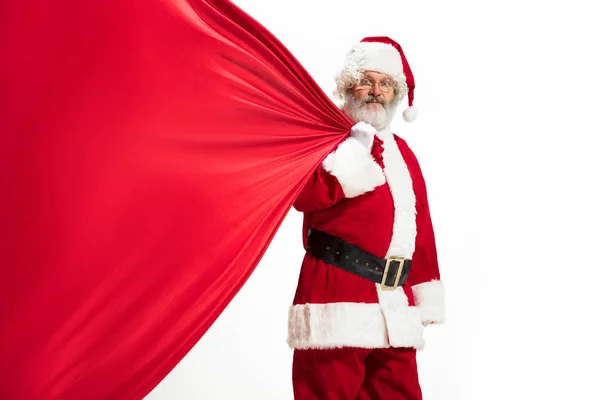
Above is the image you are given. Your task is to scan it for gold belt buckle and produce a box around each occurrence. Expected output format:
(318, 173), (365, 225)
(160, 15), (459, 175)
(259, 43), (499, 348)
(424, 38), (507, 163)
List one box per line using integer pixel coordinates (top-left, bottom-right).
(381, 257), (405, 291)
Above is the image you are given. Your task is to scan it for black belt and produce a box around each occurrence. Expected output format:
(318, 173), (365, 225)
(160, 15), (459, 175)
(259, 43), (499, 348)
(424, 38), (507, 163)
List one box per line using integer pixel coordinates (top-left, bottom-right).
(306, 229), (411, 291)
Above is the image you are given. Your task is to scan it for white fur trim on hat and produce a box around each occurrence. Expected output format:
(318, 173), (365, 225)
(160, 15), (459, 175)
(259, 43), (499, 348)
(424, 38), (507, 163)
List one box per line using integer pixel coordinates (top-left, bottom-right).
(347, 42), (404, 79)
(403, 106), (418, 122)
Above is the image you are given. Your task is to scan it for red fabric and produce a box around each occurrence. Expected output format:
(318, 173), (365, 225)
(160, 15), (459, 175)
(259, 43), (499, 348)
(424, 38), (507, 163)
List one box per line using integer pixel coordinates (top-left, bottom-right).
(0, 1), (352, 399)
(372, 136), (386, 168)
(292, 347), (422, 399)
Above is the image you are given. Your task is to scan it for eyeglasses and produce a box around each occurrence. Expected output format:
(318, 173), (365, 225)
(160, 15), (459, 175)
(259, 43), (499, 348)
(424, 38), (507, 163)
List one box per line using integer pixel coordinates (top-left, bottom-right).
(355, 77), (395, 93)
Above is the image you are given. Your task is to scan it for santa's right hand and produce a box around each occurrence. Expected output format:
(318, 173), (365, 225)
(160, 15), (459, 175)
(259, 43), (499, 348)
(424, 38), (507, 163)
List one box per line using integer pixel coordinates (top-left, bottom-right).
(350, 122), (378, 150)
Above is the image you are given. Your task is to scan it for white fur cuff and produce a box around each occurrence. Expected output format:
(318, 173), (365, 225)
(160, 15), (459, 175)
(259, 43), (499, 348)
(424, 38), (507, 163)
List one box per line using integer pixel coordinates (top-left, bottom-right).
(411, 280), (446, 325)
(322, 137), (385, 198)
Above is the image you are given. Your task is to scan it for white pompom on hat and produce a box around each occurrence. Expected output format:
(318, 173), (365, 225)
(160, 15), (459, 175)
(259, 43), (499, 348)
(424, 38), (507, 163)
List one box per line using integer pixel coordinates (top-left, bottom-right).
(338, 36), (418, 122)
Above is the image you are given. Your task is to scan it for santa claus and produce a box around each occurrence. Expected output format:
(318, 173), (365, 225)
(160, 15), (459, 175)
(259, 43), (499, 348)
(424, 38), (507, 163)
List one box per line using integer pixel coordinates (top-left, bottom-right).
(287, 37), (445, 399)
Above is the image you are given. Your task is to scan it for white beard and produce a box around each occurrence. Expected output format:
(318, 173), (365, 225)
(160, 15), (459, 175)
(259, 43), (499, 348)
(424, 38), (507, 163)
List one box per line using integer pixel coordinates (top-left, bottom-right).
(341, 95), (398, 131)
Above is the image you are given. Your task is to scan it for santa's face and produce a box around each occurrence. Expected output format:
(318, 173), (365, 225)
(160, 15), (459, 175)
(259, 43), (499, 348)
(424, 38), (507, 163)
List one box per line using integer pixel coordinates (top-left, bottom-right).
(352, 71), (396, 106)
(342, 71), (398, 130)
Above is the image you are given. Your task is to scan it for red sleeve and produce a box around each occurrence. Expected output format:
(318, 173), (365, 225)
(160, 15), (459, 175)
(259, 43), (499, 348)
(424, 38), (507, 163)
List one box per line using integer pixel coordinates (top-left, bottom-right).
(293, 164), (346, 212)
(411, 158), (441, 285)
(399, 139), (445, 325)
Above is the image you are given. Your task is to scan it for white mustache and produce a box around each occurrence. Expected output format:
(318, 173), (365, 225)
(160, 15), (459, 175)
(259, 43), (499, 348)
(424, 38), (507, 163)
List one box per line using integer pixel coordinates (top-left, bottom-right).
(363, 95), (385, 105)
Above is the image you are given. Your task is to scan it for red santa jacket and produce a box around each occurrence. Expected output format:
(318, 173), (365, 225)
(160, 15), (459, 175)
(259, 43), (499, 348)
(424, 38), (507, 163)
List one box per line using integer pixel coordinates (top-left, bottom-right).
(287, 126), (445, 350)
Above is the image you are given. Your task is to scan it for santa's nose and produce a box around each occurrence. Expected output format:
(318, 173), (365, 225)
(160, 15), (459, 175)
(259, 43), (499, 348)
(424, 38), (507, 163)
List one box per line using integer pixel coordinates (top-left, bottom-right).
(370, 84), (382, 96)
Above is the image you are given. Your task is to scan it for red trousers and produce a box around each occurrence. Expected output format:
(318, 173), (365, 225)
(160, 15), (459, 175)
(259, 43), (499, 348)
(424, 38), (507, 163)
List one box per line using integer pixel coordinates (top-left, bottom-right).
(292, 347), (422, 400)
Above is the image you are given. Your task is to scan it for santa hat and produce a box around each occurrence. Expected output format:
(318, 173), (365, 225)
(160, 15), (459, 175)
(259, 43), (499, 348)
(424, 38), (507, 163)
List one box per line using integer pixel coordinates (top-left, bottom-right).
(336, 36), (417, 122)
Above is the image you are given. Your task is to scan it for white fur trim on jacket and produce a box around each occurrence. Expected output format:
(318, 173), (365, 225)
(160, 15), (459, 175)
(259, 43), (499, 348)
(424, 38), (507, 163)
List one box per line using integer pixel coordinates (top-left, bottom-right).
(322, 137), (385, 198)
(287, 302), (425, 350)
(379, 131), (417, 259)
(412, 280), (446, 325)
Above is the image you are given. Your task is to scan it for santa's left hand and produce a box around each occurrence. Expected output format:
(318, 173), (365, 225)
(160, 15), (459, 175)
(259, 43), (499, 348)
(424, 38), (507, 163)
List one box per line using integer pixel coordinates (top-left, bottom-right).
(350, 122), (378, 151)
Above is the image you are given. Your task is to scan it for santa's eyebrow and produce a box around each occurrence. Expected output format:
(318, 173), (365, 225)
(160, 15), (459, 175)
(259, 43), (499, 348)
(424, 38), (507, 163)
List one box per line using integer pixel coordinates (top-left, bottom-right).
(361, 73), (392, 82)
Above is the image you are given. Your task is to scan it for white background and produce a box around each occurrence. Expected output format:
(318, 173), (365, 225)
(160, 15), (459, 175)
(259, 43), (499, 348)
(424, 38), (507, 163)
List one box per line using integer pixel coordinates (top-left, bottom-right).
(147, 1), (600, 399)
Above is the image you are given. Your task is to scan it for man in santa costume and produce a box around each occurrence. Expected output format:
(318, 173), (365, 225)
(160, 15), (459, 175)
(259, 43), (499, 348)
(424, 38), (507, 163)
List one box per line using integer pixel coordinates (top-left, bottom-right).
(288, 37), (445, 399)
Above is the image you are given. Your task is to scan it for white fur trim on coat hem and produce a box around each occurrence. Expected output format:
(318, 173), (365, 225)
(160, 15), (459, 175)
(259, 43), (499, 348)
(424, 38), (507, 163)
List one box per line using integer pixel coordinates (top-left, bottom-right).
(412, 280), (445, 325)
(375, 283), (425, 348)
(322, 137), (385, 198)
(287, 302), (425, 350)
